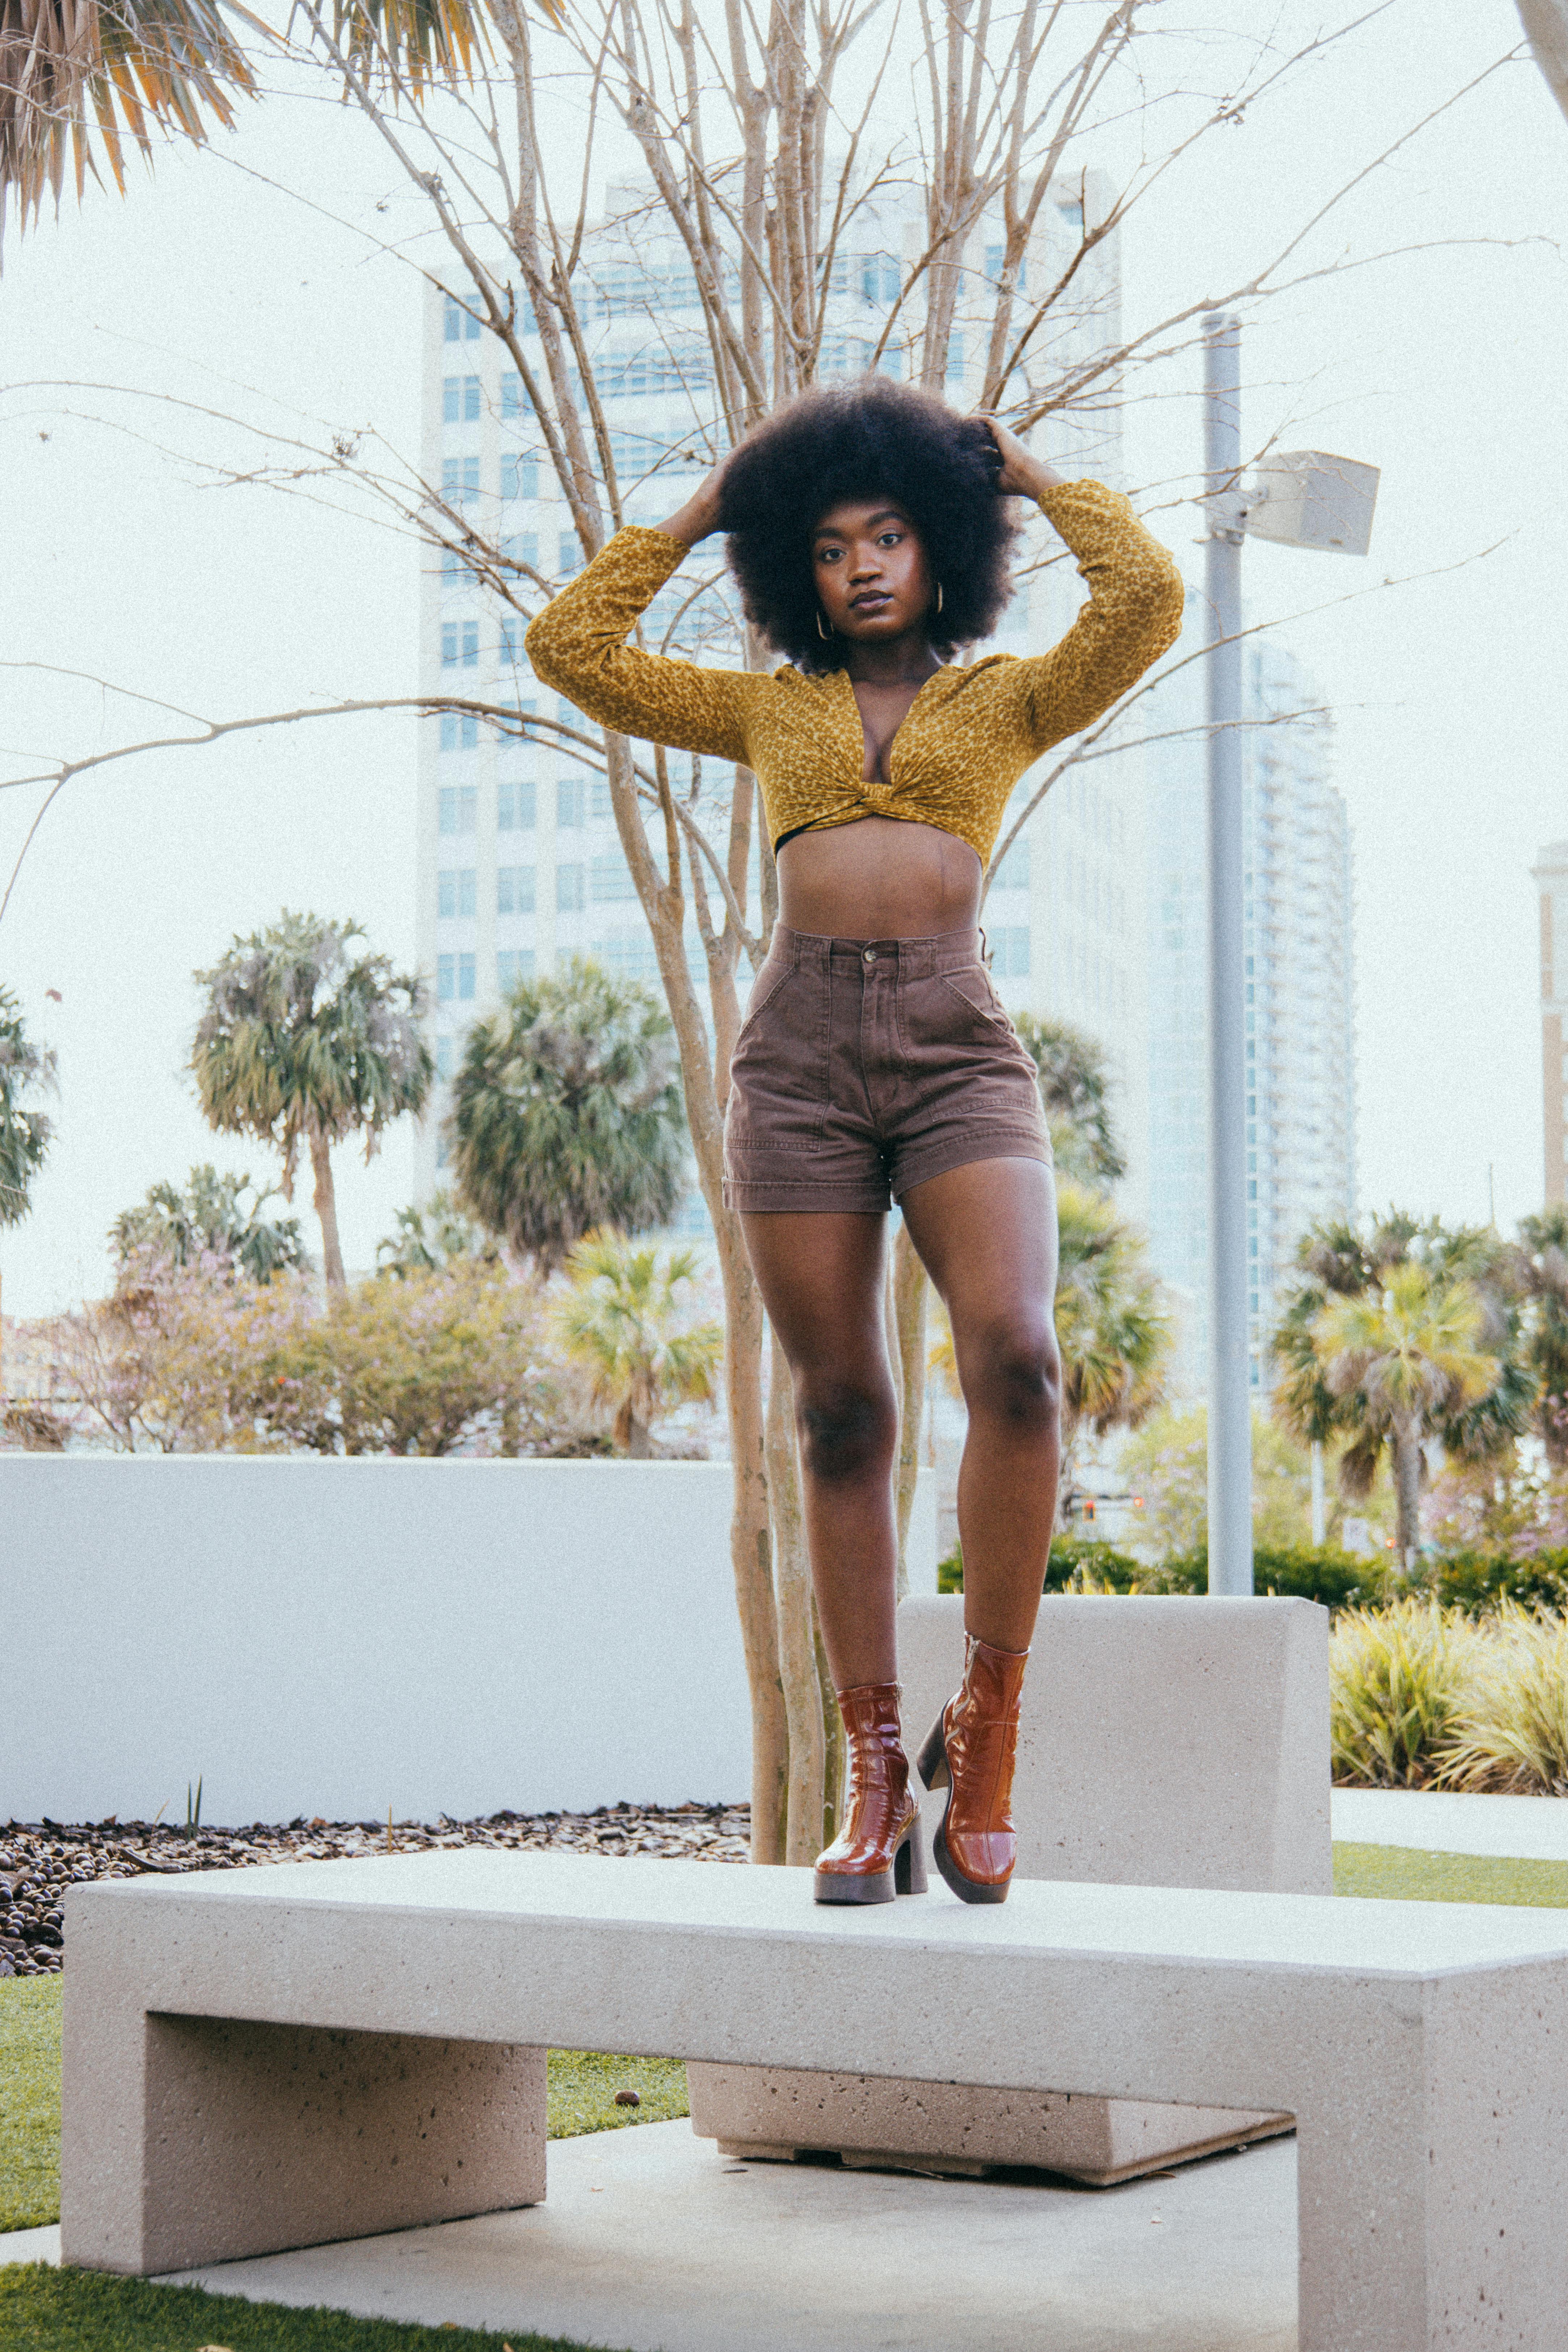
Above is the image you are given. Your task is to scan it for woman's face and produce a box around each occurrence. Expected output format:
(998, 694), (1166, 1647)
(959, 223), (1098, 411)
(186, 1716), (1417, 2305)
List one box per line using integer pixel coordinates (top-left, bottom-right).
(810, 498), (935, 644)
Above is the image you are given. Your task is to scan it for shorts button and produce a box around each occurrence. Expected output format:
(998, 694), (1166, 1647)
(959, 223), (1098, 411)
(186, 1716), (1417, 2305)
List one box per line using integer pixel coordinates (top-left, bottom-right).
(862, 947), (877, 965)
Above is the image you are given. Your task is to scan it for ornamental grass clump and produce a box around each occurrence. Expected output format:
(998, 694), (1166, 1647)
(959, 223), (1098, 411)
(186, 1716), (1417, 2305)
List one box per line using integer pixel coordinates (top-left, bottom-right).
(1329, 1598), (1484, 1787)
(1441, 1603), (1568, 1795)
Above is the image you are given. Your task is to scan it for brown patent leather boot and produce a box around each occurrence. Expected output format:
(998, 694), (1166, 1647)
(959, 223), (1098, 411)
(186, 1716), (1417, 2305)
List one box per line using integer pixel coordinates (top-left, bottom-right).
(813, 1682), (928, 1906)
(916, 1635), (1029, 1904)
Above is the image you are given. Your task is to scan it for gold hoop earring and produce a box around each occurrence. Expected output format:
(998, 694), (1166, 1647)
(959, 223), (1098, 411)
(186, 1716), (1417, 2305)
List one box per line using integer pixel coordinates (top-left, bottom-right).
(934, 581), (944, 615)
(816, 610), (833, 640)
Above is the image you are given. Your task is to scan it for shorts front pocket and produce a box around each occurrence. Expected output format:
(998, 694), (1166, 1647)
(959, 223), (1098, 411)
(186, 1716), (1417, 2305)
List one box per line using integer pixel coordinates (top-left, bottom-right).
(895, 964), (1015, 1062)
(726, 962), (830, 1152)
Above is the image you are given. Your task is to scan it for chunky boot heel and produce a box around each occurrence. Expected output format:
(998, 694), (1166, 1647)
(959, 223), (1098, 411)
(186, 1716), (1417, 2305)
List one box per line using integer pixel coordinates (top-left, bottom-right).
(894, 1812), (928, 1896)
(915, 1716), (950, 1792)
(813, 1681), (925, 1907)
(923, 1635), (1029, 1906)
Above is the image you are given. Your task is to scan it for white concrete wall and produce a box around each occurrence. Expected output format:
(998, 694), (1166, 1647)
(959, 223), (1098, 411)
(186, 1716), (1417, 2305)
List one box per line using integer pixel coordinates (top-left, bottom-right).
(1, 1458), (936, 1827)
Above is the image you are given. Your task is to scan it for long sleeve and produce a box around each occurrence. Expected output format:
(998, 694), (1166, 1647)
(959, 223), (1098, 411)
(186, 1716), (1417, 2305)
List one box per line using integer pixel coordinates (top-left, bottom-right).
(524, 526), (754, 763)
(1020, 481), (1184, 753)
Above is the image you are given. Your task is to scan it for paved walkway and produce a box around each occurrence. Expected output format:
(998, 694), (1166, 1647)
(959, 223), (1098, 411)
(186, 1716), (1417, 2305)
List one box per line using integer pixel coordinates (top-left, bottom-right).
(3, 2121), (1298, 2351)
(1332, 1786), (1568, 1860)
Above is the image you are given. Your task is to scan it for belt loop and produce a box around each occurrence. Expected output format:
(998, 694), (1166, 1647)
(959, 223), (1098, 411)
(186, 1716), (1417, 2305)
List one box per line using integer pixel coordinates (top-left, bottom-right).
(978, 925), (992, 969)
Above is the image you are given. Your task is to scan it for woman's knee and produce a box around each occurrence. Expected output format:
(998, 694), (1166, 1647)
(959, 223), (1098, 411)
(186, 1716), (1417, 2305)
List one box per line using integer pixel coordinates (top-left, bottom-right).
(793, 1371), (898, 1485)
(962, 1315), (1061, 1433)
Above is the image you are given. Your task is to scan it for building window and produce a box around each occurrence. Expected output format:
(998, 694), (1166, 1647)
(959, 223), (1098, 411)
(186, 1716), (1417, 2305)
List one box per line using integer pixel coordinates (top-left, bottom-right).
(438, 785), (477, 835)
(501, 372), (524, 417)
(439, 713), (479, 753)
(501, 453), (539, 501)
(558, 775), (586, 829)
(443, 374), (482, 424)
(557, 862), (585, 912)
(989, 927), (1030, 978)
(590, 779), (614, 822)
(441, 621), (480, 669)
(436, 952), (477, 1000)
(558, 530), (583, 576)
(443, 295), (481, 343)
(441, 455), (480, 504)
(498, 864), (536, 915)
(990, 839), (1030, 892)
(503, 532), (539, 572)
(438, 867), (477, 920)
(860, 252), (900, 303)
(435, 1034), (457, 1082)
(498, 778), (536, 831)
(589, 934), (659, 981)
(497, 949), (536, 994)
(590, 852), (637, 905)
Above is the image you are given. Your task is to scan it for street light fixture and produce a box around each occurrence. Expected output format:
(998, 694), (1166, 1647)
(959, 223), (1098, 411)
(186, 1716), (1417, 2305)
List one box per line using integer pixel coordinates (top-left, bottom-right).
(1201, 313), (1380, 1598)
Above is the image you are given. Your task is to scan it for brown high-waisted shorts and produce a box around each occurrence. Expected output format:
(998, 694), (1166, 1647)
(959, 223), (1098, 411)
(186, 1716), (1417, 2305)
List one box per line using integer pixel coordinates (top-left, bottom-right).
(722, 925), (1052, 1215)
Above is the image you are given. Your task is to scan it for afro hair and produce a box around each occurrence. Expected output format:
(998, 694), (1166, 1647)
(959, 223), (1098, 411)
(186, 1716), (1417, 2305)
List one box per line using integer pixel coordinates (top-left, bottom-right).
(716, 377), (1021, 675)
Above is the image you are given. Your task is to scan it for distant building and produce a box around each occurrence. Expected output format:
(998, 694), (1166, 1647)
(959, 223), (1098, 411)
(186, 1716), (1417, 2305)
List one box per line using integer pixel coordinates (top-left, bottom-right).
(1144, 634), (1356, 1390)
(1533, 839), (1568, 1204)
(415, 178), (1148, 1205)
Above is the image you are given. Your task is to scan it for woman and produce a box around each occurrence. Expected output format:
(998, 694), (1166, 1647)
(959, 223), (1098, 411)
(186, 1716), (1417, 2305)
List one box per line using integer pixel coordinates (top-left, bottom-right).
(527, 379), (1182, 1908)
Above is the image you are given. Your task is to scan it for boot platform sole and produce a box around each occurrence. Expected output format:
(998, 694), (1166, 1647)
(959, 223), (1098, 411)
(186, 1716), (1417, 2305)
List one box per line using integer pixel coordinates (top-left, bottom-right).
(919, 1711), (1012, 1906)
(814, 1813), (927, 1905)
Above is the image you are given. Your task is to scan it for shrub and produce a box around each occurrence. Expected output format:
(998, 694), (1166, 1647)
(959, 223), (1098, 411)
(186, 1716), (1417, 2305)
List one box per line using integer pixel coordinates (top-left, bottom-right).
(1442, 1604), (1568, 1795)
(1329, 1599), (1483, 1787)
(1408, 1550), (1568, 1618)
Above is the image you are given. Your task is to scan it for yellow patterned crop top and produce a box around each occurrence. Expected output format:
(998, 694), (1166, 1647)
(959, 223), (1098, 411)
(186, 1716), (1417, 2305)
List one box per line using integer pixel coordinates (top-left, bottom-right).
(524, 479), (1183, 869)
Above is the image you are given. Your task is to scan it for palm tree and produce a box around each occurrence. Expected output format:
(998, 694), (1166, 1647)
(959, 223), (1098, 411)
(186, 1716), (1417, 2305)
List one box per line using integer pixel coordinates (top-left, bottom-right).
(1307, 1263), (1502, 1570)
(1052, 1181), (1171, 1449)
(554, 1230), (722, 1456)
(449, 957), (688, 1276)
(0, 985), (57, 1405)
(1516, 1207), (1568, 1467)
(376, 1188), (497, 1278)
(1274, 1212), (1535, 1559)
(1011, 1013), (1126, 1192)
(191, 911), (432, 1291)
(111, 1163), (308, 1286)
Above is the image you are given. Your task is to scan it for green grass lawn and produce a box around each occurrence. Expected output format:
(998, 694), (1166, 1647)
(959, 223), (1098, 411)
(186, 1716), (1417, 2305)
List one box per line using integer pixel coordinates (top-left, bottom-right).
(0, 2262), (622, 2350)
(1331, 1841), (1568, 1906)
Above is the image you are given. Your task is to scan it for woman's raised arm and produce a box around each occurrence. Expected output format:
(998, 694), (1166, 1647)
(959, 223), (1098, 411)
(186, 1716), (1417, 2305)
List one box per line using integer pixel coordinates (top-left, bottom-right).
(523, 455), (753, 762)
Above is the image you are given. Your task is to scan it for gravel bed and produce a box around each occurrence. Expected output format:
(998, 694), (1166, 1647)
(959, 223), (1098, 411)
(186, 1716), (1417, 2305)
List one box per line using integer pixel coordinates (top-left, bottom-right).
(0, 1804), (752, 1975)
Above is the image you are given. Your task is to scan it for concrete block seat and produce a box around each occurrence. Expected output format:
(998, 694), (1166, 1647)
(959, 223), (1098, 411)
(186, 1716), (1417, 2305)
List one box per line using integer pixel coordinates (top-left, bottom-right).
(62, 1849), (1568, 2351)
(690, 1593), (1329, 2183)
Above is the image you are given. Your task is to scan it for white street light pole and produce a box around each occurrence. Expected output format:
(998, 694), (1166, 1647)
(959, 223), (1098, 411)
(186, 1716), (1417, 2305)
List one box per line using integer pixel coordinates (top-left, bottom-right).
(1203, 313), (1252, 1597)
(1199, 312), (1380, 1599)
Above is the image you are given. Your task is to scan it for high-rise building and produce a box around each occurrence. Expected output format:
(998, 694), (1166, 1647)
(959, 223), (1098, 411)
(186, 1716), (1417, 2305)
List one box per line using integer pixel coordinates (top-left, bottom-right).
(416, 178), (1145, 1201)
(1533, 840), (1568, 1205)
(1145, 634), (1356, 1388)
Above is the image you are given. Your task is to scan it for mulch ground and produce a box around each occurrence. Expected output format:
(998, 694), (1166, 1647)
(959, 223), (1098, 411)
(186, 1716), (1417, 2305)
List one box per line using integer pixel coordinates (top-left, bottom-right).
(0, 1805), (752, 1976)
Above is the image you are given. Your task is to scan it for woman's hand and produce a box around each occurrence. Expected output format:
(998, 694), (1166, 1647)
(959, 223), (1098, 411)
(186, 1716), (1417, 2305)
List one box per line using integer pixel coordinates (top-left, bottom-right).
(973, 413), (1063, 499)
(657, 447), (732, 548)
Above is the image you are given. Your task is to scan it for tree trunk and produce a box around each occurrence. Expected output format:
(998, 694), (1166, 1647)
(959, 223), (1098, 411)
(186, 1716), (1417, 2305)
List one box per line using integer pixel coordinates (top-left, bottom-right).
(1392, 1419), (1422, 1571)
(767, 1331), (825, 1865)
(603, 734), (789, 1863)
(892, 1224), (928, 1596)
(308, 1132), (346, 1292)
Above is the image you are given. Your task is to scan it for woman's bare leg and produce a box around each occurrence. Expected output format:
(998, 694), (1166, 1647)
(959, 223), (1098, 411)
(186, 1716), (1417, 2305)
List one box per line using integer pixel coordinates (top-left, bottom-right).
(738, 1211), (899, 1689)
(900, 1158), (1061, 1654)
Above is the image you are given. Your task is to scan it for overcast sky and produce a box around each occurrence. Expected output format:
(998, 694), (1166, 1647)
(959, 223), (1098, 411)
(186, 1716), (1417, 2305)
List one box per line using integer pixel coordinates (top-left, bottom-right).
(1, 1), (1565, 1317)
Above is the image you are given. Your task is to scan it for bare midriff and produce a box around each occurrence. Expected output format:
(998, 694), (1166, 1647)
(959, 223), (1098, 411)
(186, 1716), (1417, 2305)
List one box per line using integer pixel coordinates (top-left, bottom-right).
(776, 813), (983, 940)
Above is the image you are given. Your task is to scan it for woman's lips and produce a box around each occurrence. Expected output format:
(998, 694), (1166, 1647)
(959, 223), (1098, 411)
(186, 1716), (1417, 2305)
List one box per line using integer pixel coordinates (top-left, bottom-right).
(851, 594), (891, 612)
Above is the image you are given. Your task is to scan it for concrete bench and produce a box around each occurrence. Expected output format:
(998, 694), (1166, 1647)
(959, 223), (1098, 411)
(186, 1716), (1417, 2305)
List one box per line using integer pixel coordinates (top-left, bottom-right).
(692, 1593), (1328, 2181)
(62, 1847), (1568, 2351)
